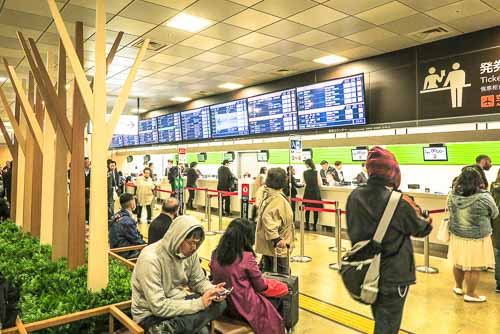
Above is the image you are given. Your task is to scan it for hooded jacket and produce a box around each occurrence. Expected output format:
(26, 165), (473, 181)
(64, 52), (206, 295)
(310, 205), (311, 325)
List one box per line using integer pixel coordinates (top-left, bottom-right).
(131, 215), (213, 324)
(448, 190), (498, 239)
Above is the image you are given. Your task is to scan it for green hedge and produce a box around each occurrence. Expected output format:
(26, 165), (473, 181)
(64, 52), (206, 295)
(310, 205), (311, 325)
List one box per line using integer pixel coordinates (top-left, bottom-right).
(0, 222), (132, 333)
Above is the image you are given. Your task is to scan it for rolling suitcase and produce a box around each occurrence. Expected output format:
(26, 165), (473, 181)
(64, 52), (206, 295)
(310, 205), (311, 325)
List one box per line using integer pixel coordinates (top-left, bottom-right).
(262, 247), (299, 332)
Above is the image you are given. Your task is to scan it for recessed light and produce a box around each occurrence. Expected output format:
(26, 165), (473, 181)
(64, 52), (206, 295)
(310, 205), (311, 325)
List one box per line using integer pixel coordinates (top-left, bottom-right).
(166, 13), (212, 33)
(313, 54), (348, 65)
(171, 96), (191, 102)
(219, 83), (243, 90)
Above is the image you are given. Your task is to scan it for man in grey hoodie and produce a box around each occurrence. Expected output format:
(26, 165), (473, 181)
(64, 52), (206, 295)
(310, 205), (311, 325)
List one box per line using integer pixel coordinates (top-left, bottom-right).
(132, 215), (227, 333)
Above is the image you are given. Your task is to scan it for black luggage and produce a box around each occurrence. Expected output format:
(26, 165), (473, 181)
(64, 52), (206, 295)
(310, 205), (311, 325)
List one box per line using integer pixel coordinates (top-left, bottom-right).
(262, 247), (299, 332)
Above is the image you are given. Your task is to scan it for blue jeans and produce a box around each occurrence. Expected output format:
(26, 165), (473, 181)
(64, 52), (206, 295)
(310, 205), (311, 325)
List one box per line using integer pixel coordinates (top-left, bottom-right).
(495, 248), (500, 286)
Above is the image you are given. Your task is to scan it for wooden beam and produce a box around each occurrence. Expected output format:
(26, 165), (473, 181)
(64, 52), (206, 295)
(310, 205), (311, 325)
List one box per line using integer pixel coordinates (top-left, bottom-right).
(0, 118), (14, 156)
(30, 87), (44, 238)
(16, 316), (28, 334)
(0, 88), (25, 151)
(11, 97), (22, 224)
(106, 39), (150, 143)
(47, 0), (94, 123)
(109, 306), (144, 334)
(106, 32), (123, 72)
(4, 62), (44, 150)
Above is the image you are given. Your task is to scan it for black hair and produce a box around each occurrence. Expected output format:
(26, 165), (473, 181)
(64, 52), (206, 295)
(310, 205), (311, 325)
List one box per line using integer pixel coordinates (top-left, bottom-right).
(259, 167), (267, 174)
(476, 155), (491, 163)
(215, 219), (256, 266)
(454, 167), (482, 196)
(168, 159), (173, 163)
(287, 165), (292, 173)
(143, 167), (152, 174)
(162, 198), (179, 214)
(120, 193), (134, 208)
(190, 161), (198, 168)
(0, 198), (10, 221)
(362, 163), (365, 167)
(304, 159), (315, 170)
(186, 227), (204, 241)
(334, 161), (342, 166)
(222, 159), (230, 165)
(265, 167), (288, 190)
(320, 160), (328, 165)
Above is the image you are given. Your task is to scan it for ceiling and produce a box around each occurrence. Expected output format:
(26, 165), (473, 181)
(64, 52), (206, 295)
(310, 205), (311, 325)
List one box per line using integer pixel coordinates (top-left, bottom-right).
(0, 0), (499, 120)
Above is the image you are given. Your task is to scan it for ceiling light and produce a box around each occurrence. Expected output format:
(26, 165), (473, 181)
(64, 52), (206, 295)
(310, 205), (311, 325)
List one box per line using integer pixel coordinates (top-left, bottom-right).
(171, 96), (191, 102)
(313, 54), (348, 65)
(166, 13), (212, 33)
(219, 83), (243, 90)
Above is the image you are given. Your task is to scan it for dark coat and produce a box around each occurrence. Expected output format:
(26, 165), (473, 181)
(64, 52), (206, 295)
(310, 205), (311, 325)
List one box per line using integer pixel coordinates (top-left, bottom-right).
(283, 174), (303, 199)
(148, 213), (173, 245)
(109, 209), (145, 258)
(346, 180), (432, 290)
(186, 168), (199, 188)
(320, 166), (334, 185)
(490, 181), (500, 248)
(303, 169), (322, 208)
(331, 169), (344, 183)
(217, 165), (233, 191)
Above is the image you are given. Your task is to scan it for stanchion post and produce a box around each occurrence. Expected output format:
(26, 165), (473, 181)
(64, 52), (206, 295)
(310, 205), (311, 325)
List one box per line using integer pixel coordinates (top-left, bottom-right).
(329, 202), (343, 270)
(416, 235), (439, 274)
(291, 204), (312, 263)
(201, 189), (208, 222)
(205, 192), (216, 236)
(215, 192), (225, 234)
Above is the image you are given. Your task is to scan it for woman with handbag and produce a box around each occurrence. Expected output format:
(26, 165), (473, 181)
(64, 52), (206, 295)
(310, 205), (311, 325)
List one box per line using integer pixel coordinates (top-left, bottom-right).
(448, 167), (499, 302)
(135, 167), (155, 224)
(210, 218), (286, 334)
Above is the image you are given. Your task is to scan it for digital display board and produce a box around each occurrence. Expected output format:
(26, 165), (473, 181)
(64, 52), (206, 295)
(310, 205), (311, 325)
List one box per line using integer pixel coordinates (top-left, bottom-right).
(110, 135), (123, 148)
(297, 74), (366, 130)
(351, 149), (368, 161)
(122, 135), (140, 147)
(181, 107), (211, 141)
(158, 113), (182, 143)
(210, 99), (249, 138)
(247, 89), (298, 135)
(112, 115), (139, 135)
(138, 118), (158, 145)
(423, 146), (448, 161)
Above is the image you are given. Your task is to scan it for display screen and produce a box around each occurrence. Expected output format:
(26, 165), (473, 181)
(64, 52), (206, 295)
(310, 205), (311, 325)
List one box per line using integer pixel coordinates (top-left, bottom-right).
(158, 113), (182, 143)
(351, 149), (368, 161)
(197, 153), (207, 162)
(122, 135), (140, 146)
(297, 74), (366, 130)
(224, 152), (235, 162)
(257, 151), (269, 162)
(112, 115), (139, 135)
(247, 89), (298, 135)
(181, 107), (211, 141)
(138, 118), (158, 145)
(302, 149), (312, 161)
(423, 146), (448, 161)
(210, 99), (249, 138)
(110, 135), (123, 148)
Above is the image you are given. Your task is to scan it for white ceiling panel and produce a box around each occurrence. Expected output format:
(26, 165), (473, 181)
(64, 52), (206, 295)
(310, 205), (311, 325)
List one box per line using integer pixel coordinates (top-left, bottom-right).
(0, 9), (52, 30)
(144, 26), (192, 44)
(120, 1), (178, 24)
(224, 9), (280, 30)
(425, 0), (491, 22)
(319, 16), (374, 37)
(382, 13), (441, 35)
(258, 20), (312, 39)
(356, 1), (418, 25)
(288, 47), (330, 60)
(239, 49), (279, 61)
(398, 0), (461, 12)
(148, 53), (186, 65)
(161, 45), (204, 58)
(184, 0), (246, 21)
(107, 16), (157, 36)
(199, 23), (251, 41)
(210, 42), (255, 56)
(192, 51), (232, 63)
(202, 64), (238, 73)
(179, 35), (226, 50)
(288, 30), (337, 46)
(447, 10), (500, 33)
(143, 0), (197, 10)
(262, 40), (308, 55)
(323, 0), (393, 15)
(288, 5), (347, 28)
(314, 38), (361, 53)
(233, 32), (280, 48)
(253, 0), (317, 18)
(345, 27), (398, 44)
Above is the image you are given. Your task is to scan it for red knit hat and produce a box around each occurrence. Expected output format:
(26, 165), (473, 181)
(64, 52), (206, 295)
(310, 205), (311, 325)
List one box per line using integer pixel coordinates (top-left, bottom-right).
(366, 146), (401, 189)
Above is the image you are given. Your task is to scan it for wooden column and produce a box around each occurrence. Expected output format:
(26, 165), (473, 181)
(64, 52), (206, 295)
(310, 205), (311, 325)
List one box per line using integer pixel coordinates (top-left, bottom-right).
(22, 74), (35, 234)
(30, 88), (44, 237)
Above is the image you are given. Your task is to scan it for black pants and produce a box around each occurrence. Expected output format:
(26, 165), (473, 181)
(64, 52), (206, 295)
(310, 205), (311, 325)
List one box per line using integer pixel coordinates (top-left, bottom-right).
(260, 255), (290, 275)
(222, 195), (231, 214)
(108, 199), (114, 220)
(187, 189), (195, 209)
(137, 205), (152, 222)
(305, 211), (319, 224)
(141, 297), (226, 334)
(371, 286), (409, 334)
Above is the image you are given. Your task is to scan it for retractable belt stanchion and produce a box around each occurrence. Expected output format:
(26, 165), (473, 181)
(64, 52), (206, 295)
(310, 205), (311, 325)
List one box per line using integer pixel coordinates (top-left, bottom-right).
(416, 208), (444, 274)
(216, 191), (225, 234)
(291, 203), (312, 263)
(202, 188), (209, 222)
(205, 193), (216, 236)
(329, 205), (343, 270)
(328, 201), (346, 252)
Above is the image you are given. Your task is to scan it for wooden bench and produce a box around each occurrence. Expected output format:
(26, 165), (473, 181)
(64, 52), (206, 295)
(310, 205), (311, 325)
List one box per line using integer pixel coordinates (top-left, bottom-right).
(211, 316), (254, 334)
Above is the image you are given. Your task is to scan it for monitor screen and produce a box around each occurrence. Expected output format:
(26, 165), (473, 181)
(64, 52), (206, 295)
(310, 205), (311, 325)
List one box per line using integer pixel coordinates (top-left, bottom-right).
(296, 73), (366, 130)
(351, 149), (368, 161)
(122, 135), (140, 146)
(210, 99), (249, 138)
(157, 113), (182, 143)
(257, 151), (269, 162)
(197, 153), (207, 162)
(112, 115), (139, 135)
(138, 118), (158, 145)
(224, 152), (235, 162)
(110, 134), (123, 148)
(181, 107), (211, 141)
(247, 88), (298, 135)
(302, 149), (312, 161)
(423, 146), (448, 161)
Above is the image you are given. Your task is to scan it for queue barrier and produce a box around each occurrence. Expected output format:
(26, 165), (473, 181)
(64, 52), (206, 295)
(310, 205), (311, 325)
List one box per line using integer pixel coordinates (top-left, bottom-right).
(415, 208), (447, 274)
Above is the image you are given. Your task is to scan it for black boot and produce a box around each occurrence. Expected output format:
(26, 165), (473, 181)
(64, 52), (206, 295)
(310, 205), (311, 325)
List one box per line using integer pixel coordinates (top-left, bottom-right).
(312, 223), (317, 232)
(304, 223), (310, 231)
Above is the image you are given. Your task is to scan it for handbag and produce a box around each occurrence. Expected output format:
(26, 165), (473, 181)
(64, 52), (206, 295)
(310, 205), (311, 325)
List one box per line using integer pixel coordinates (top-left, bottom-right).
(261, 278), (288, 298)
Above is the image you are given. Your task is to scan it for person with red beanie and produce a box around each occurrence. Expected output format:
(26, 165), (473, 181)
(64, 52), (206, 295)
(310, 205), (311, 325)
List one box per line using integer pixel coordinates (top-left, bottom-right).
(346, 146), (433, 334)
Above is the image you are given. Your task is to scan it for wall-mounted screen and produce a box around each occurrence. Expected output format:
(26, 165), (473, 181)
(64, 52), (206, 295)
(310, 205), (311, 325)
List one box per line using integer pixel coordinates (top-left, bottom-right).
(302, 149), (312, 161)
(158, 113), (182, 143)
(138, 118), (158, 145)
(110, 135), (123, 148)
(113, 115), (139, 135)
(122, 135), (140, 146)
(210, 99), (249, 138)
(297, 73), (366, 130)
(247, 88), (298, 135)
(351, 148), (368, 161)
(257, 150), (269, 162)
(181, 107), (211, 141)
(423, 146), (448, 161)
(224, 152), (235, 162)
(197, 153), (207, 162)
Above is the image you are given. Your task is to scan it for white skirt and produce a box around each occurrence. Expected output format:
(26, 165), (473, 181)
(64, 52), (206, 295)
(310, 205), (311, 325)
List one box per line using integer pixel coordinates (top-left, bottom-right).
(447, 233), (495, 271)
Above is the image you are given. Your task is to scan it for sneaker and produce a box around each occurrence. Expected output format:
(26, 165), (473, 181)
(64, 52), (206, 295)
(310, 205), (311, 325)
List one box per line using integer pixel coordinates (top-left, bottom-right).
(453, 287), (464, 295)
(496, 285), (500, 293)
(464, 295), (487, 302)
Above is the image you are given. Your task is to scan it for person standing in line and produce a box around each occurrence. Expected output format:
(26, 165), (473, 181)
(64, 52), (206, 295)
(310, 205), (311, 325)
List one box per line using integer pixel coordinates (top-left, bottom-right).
(217, 160), (235, 216)
(346, 147), (432, 334)
(319, 160), (334, 185)
(303, 159), (323, 231)
(136, 167), (155, 224)
(148, 197), (179, 245)
(255, 168), (294, 275)
(2, 161), (12, 204)
(448, 167), (498, 302)
(186, 162), (201, 210)
(167, 161), (180, 196)
(284, 166), (303, 222)
(489, 169), (500, 293)
(254, 167), (267, 191)
(473, 155), (492, 189)
(332, 161), (345, 183)
(84, 157), (91, 223)
(355, 163), (369, 185)
(164, 159), (173, 177)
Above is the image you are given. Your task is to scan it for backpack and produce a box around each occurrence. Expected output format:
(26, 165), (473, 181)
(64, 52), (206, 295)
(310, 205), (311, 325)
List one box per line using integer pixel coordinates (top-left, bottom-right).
(0, 272), (20, 329)
(340, 191), (401, 305)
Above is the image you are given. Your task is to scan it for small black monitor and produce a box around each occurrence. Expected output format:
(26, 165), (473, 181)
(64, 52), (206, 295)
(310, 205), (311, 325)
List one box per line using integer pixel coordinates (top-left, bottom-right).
(423, 146), (448, 161)
(351, 148), (368, 161)
(302, 149), (312, 161)
(197, 153), (207, 162)
(257, 150), (269, 162)
(224, 152), (235, 162)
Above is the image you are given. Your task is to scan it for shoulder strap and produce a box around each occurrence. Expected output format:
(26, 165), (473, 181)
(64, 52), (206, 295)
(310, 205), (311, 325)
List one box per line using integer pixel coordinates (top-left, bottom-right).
(373, 191), (402, 243)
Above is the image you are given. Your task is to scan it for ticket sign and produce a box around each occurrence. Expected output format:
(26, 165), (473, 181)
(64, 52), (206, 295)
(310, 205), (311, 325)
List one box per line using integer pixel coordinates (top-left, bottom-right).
(240, 183), (250, 219)
(290, 139), (302, 163)
(178, 147), (187, 164)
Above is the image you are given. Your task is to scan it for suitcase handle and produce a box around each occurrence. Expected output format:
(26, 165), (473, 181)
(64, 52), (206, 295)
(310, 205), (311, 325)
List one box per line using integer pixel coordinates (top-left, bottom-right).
(273, 244), (290, 275)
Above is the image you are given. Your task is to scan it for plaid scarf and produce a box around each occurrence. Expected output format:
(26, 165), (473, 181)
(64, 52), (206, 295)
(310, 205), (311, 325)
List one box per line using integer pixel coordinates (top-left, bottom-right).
(366, 146), (401, 189)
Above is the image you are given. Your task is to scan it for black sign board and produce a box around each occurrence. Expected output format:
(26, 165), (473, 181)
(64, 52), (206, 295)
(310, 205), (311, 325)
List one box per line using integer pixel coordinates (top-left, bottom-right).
(240, 183), (250, 220)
